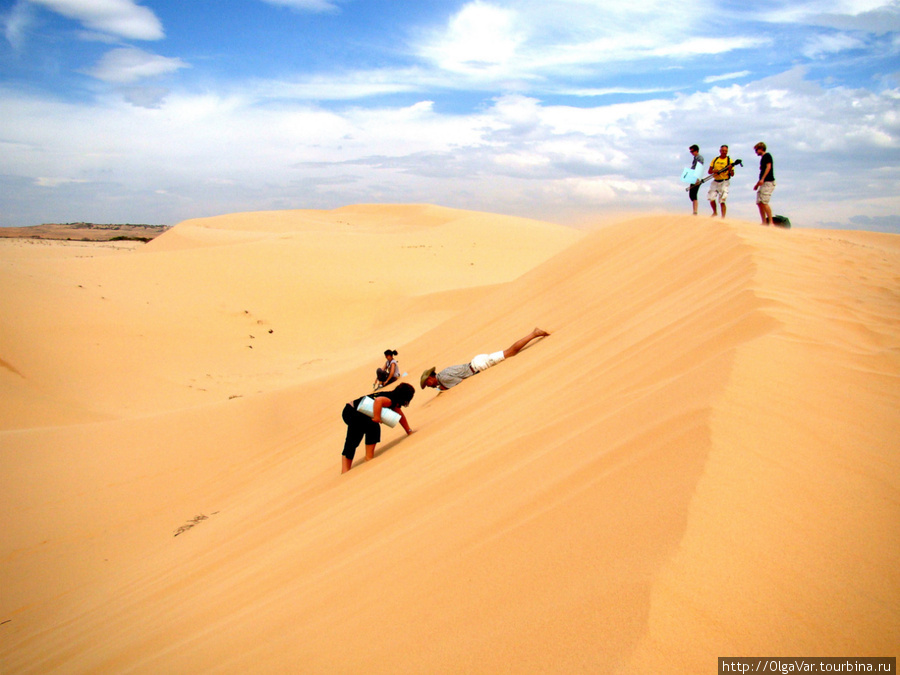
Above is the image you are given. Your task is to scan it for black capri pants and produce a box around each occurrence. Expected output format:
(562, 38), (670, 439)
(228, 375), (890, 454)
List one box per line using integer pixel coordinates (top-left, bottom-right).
(688, 182), (701, 202)
(341, 403), (381, 460)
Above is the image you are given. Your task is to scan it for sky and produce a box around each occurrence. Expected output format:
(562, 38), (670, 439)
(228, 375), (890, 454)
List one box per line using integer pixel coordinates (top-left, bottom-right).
(0, 0), (898, 232)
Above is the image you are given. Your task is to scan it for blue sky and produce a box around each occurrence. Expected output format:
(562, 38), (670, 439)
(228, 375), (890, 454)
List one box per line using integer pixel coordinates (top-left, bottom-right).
(1, 0), (898, 231)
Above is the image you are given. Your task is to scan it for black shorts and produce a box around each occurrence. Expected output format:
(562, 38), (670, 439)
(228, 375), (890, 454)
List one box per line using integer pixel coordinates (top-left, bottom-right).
(341, 403), (381, 460)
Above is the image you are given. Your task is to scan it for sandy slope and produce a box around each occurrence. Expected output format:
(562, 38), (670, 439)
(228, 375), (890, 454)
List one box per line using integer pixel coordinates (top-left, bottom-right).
(0, 207), (897, 673)
(0, 204), (580, 427)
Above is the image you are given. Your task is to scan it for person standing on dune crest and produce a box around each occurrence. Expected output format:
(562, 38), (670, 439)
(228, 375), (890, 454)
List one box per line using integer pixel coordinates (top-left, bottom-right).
(753, 141), (776, 226)
(708, 145), (734, 218)
(687, 145), (704, 215)
(420, 328), (550, 391)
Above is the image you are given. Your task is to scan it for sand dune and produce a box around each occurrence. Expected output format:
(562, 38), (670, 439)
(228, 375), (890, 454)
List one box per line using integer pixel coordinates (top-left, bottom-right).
(0, 205), (580, 427)
(1, 207), (897, 673)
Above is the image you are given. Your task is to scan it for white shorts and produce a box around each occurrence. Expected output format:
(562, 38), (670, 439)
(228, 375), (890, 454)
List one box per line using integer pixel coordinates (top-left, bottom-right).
(708, 179), (729, 202)
(470, 351), (505, 372)
(756, 181), (775, 204)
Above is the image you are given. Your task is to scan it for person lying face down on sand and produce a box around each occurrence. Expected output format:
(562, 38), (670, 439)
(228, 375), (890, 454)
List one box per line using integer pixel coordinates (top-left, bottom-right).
(341, 382), (416, 474)
(420, 328), (550, 391)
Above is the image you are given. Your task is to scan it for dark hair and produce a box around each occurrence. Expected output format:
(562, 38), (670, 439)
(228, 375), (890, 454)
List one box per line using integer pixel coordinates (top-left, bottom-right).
(389, 382), (415, 406)
(384, 349), (398, 357)
(689, 144), (699, 152)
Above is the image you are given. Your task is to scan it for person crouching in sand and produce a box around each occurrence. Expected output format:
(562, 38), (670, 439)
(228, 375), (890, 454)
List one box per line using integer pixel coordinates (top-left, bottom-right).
(341, 382), (416, 473)
(420, 328), (550, 391)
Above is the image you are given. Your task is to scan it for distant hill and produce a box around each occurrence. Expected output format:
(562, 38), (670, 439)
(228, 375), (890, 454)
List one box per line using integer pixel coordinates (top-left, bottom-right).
(0, 222), (170, 242)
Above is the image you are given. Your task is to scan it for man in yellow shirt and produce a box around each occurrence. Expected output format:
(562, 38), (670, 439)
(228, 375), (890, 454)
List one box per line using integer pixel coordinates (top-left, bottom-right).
(707, 145), (734, 218)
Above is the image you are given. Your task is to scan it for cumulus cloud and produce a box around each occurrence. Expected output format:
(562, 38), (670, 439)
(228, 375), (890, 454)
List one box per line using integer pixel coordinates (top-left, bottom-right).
(87, 47), (189, 84)
(27, 0), (164, 40)
(418, 2), (524, 75)
(2, 0), (898, 230)
(413, 0), (769, 89)
(2, 67), (896, 228)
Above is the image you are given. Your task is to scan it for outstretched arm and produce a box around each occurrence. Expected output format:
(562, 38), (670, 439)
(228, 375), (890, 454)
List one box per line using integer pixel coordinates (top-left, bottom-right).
(398, 410), (414, 435)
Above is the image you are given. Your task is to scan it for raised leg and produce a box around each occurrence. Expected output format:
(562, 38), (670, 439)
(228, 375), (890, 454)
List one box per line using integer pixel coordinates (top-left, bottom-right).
(503, 328), (550, 359)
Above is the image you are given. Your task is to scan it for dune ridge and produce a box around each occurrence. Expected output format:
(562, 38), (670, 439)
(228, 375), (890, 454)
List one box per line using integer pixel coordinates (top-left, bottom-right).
(1, 208), (897, 672)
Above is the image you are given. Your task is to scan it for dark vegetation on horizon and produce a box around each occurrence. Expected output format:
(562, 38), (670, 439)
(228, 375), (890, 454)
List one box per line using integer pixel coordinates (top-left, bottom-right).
(0, 222), (170, 243)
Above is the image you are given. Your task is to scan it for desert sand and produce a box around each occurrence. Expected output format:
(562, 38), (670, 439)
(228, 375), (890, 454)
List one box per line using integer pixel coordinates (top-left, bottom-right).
(1, 204), (897, 673)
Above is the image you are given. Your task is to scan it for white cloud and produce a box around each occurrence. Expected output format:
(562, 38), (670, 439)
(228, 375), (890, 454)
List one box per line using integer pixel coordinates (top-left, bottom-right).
(208, 1), (872, 109)
(649, 36), (769, 58)
(2, 1), (899, 229)
(412, 0), (770, 90)
(252, 70), (423, 101)
(836, 0), (897, 10)
(704, 71), (753, 84)
(802, 33), (865, 58)
(758, 0), (900, 32)
(35, 176), (87, 187)
(27, 0), (164, 40)
(418, 2), (524, 76)
(3, 1), (35, 51)
(557, 86), (681, 97)
(119, 85), (173, 109)
(87, 48), (189, 84)
(3, 0), (900, 235)
(258, 0), (341, 11)
(2, 67), (897, 229)
(491, 94), (543, 134)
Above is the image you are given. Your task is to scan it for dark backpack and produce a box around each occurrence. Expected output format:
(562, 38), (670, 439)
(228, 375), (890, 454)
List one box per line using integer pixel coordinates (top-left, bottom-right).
(772, 215), (791, 228)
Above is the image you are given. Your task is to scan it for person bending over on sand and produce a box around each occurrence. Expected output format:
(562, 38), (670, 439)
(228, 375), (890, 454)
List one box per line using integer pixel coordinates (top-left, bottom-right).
(342, 382), (415, 474)
(420, 328), (550, 391)
(373, 349), (400, 390)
